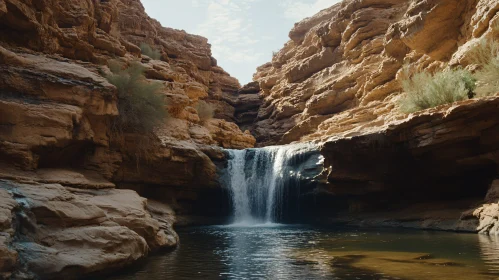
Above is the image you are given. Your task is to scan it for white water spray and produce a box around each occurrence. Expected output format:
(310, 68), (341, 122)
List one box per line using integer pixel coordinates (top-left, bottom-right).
(223, 143), (318, 225)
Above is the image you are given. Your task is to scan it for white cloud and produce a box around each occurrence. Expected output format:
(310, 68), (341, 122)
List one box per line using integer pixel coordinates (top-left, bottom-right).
(281, 0), (341, 21)
(196, 0), (263, 64)
(191, 0), (202, 7)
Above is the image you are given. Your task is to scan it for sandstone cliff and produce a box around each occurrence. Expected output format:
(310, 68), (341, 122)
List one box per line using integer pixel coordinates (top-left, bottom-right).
(0, 0), (254, 278)
(1, 0), (499, 277)
(243, 0), (499, 232)
(250, 0), (499, 146)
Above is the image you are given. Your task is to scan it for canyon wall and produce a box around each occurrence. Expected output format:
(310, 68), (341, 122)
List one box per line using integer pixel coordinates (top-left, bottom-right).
(249, 0), (499, 146)
(0, 0), (254, 278)
(1, 0), (499, 277)
(242, 0), (499, 231)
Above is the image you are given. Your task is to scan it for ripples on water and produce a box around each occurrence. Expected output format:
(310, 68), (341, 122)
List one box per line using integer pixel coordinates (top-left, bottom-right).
(108, 225), (499, 280)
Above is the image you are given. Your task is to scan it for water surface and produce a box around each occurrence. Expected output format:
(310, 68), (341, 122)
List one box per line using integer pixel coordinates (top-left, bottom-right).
(109, 225), (499, 280)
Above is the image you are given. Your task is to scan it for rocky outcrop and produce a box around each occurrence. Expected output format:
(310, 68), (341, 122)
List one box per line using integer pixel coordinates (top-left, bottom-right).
(301, 96), (499, 231)
(246, 0), (499, 232)
(0, 0), (254, 278)
(0, 0), (498, 277)
(474, 180), (499, 234)
(0, 189), (17, 279)
(234, 82), (263, 132)
(0, 0), (255, 206)
(251, 0), (499, 146)
(0, 167), (178, 279)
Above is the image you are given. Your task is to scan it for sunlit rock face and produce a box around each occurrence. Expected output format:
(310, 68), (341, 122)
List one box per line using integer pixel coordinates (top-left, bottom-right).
(0, 0), (255, 278)
(0, 0), (255, 214)
(243, 0), (499, 231)
(250, 0), (499, 146)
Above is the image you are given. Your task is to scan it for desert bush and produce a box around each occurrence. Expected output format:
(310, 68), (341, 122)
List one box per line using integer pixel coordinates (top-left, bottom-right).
(475, 56), (499, 97)
(400, 68), (476, 113)
(140, 43), (161, 60)
(468, 39), (499, 66)
(470, 39), (499, 97)
(105, 60), (167, 134)
(196, 100), (215, 122)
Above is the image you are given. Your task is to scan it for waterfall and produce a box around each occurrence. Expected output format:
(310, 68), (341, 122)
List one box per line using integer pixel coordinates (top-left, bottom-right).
(223, 143), (320, 225)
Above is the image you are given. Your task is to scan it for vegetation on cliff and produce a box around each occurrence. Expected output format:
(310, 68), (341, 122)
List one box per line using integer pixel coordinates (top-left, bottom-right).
(140, 43), (162, 60)
(476, 57), (499, 97)
(400, 38), (499, 113)
(400, 69), (476, 113)
(472, 40), (499, 97)
(197, 100), (215, 122)
(106, 61), (167, 134)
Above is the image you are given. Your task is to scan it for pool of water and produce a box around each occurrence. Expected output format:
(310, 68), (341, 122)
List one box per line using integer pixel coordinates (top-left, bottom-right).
(108, 225), (499, 280)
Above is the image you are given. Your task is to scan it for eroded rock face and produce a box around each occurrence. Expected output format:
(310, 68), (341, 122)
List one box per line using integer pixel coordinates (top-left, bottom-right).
(234, 82), (263, 132)
(0, 189), (17, 279)
(250, 0), (499, 146)
(0, 0), (254, 278)
(0, 170), (178, 279)
(247, 0), (499, 231)
(304, 97), (499, 231)
(0, 0), (254, 213)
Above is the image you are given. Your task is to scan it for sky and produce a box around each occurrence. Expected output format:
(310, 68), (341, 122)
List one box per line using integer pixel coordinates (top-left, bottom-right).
(141, 0), (341, 85)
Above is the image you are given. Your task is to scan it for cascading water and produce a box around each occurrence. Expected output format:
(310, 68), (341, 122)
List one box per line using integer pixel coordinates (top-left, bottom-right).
(223, 143), (321, 225)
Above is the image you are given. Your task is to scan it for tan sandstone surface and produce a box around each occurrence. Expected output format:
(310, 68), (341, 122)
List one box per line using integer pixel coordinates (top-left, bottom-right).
(249, 0), (499, 146)
(241, 0), (499, 233)
(0, 165), (180, 278)
(0, 0), (254, 278)
(1, 0), (499, 278)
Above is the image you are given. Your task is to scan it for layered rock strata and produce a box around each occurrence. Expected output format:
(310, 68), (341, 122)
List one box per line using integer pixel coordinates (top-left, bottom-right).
(0, 0), (254, 278)
(305, 97), (499, 232)
(246, 0), (499, 232)
(0, 166), (179, 279)
(251, 0), (499, 146)
(234, 82), (262, 132)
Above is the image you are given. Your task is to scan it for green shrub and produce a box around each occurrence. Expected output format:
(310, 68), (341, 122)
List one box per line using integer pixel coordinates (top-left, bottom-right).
(470, 39), (499, 97)
(468, 39), (499, 66)
(105, 60), (167, 134)
(196, 100), (215, 122)
(400, 68), (476, 113)
(475, 56), (499, 97)
(140, 43), (161, 60)
(399, 39), (499, 113)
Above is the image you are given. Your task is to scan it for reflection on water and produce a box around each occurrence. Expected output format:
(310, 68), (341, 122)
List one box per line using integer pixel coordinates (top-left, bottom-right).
(479, 234), (499, 274)
(108, 225), (499, 280)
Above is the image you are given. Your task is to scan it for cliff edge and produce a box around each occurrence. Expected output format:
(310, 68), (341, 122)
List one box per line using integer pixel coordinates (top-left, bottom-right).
(242, 0), (499, 232)
(0, 0), (254, 278)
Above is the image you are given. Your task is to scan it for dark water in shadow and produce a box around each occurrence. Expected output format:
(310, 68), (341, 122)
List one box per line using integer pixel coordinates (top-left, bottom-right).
(108, 225), (499, 280)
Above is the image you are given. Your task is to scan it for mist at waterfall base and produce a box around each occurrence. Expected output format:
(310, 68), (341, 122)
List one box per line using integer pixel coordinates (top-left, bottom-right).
(222, 143), (320, 226)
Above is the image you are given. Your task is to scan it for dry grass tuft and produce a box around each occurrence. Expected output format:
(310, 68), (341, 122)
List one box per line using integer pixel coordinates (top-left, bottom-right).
(105, 60), (167, 134)
(140, 43), (161, 60)
(399, 68), (476, 113)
